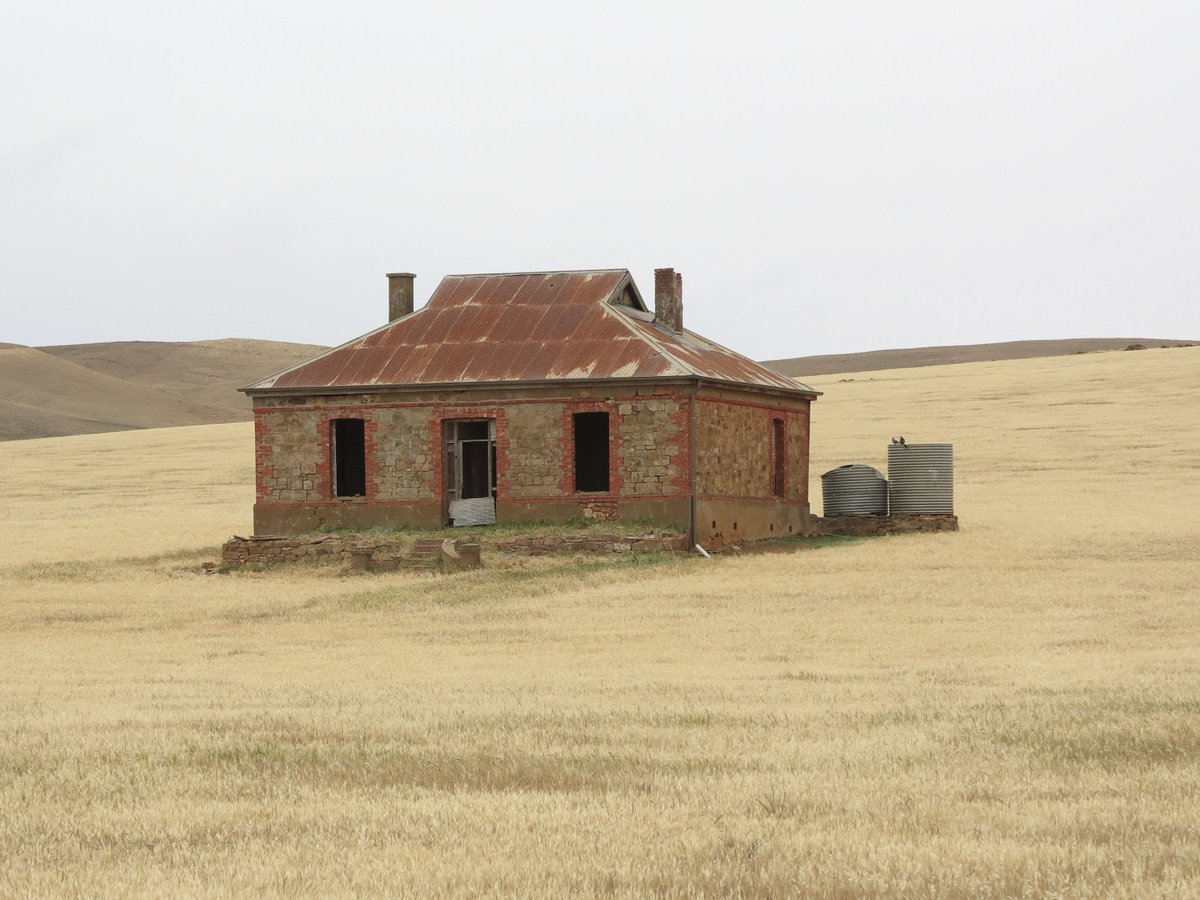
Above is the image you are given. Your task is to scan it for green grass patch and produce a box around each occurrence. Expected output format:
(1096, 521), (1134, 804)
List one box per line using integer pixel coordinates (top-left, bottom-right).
(311, 518), (684, 542)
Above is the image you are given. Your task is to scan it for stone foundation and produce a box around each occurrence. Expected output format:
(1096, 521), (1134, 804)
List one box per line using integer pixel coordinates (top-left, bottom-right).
(578, 497), (618, 521)
(219, 529), (686, 569)
(812, 514), (959, 536)
(491, 532), (687, 556)
(218, 534), (482, 572)
(220, 534), (346, 566)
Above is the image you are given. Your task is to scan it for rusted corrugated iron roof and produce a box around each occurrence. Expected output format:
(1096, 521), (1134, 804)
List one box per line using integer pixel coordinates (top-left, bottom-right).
(245, 269), (816, 395)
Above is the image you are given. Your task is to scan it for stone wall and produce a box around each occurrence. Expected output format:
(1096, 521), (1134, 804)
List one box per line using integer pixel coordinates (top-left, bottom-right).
(694, 397), (808, 503)
(578, 497), (618, 521)
(221, 534), (346, 567)
(219, 534), (483, 572)
(812, 514), (959, 536)
(371, 407), (436, 500)
(251, 386), (803, 539)
(218, 530), (686, 569)
(492, 532), (688, 555)
(254, 408), (326, 503)
(616, 397), (688, 496)
(504, 402), (565, 498)
(785, 406), (810, 504)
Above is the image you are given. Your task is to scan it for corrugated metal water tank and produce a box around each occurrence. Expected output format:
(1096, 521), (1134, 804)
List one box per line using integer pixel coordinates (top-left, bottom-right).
(822, 464), (888, 516)
(888, 443), (954, 514)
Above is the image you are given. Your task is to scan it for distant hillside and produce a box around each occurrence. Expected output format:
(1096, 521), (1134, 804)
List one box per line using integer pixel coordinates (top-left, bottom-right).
(0, 339), (326, 441)
(763, 338), (1196, 377)
(6, 335), (1196, 442)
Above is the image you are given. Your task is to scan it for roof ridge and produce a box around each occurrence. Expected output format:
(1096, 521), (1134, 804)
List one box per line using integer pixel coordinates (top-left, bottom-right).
(442, 268), (629, 278)
(601, 305), (695, 378)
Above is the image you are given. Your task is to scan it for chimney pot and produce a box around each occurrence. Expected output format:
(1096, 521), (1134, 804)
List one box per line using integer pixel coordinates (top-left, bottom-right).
(387, 272), (415, 322)
(653, 267), (683, 332)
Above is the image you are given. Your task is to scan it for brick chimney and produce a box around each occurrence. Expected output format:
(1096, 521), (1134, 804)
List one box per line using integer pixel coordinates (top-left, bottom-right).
(654, 267), (683, 332)
(387, 272), (415, 321)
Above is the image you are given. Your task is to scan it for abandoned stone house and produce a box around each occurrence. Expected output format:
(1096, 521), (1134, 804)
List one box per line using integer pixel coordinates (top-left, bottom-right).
(242, 268), (819, 546)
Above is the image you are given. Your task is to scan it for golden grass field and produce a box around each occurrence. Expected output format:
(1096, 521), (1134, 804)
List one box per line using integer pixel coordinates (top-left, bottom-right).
(1, 347), (1198, 897)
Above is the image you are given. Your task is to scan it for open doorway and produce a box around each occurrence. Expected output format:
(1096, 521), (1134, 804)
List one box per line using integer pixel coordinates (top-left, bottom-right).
(444, 419), (497, 526)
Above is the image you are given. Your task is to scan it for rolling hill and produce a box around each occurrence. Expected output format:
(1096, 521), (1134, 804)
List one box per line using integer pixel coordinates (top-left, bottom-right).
(3, 335), (1195, 442)
(763, 337), (1195, 377)
(0, 339), (326, 441)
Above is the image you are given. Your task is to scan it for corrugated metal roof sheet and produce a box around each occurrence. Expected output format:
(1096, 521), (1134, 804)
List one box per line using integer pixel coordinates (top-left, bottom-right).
(245, 269), (816, 395)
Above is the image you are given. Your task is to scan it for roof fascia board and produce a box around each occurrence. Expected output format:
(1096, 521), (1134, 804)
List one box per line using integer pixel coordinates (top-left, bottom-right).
(245, 374), (817, 401)
(694, 376), (821, 400)
(245, 375), (700, 399)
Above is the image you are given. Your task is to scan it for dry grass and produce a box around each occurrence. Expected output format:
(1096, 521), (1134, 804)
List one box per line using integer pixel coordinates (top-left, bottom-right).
(0, 347), (1197, 898)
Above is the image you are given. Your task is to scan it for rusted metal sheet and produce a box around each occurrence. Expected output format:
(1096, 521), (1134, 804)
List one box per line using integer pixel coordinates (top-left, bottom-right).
(250, 270), (813, 395)
(618, 316), (805, 392)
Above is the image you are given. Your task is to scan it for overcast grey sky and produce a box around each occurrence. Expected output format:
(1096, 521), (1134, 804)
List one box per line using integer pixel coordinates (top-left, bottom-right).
(3, 1), (1198, 359)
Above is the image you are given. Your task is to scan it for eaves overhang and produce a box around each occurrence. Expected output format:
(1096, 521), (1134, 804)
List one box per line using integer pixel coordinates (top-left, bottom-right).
(243, 374), (819, 402)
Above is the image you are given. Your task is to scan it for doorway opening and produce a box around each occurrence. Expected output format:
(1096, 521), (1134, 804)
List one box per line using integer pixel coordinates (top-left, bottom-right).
(444, 419), (497, 525)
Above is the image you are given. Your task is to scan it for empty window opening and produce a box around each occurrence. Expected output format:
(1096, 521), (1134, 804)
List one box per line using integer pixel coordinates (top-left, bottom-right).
(456, 420), (490, 441)
(332, 418), (366, 497)
(573, 412), (610, 492)
(772, 418), (786, 497)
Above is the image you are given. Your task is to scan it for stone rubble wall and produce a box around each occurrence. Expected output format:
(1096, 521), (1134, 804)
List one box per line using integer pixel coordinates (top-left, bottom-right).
(255, 409), (326, 503)
(578, 498), (618, 520)
(616, 398), (688, 496)
(219, 530), (688, 569)
(505, 403), (566, 498)
(812, 514), (959, 536)
(694, 398), (809, 502)
(371, 407), (436, 500)
(220, 534), (346, 567)
(492, 532), (688, 556)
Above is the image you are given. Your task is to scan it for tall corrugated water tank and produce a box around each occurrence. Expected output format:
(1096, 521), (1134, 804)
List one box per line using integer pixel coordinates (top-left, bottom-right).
(888, 443), (954, 514)
(822, 464), (888, 516)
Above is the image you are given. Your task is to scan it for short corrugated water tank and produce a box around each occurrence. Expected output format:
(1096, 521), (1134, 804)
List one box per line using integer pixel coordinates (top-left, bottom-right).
(822, 464), (888, 516)
(888, 443), (954, 514)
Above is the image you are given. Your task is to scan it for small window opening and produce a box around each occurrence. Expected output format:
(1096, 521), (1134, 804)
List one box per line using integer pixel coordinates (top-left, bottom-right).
(456, 420), (490, 441)
(573, 412), (610, 492)
(772, 418), (786, 497)
(332, 418), (366, 497)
